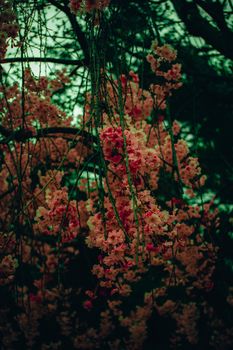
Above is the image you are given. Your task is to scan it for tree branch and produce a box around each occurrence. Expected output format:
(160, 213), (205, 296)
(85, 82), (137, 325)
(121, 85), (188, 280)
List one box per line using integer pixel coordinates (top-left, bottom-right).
(48, 0), (90, 65)
(195, 0), (229, 32)
(171, 0), (233, 60)
(0, 57), (87, 66)
(0, 126), (97, 144)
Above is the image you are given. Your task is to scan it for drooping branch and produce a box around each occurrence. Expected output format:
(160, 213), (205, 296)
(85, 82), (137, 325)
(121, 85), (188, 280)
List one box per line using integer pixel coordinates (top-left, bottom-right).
(171, 0), (233, 60)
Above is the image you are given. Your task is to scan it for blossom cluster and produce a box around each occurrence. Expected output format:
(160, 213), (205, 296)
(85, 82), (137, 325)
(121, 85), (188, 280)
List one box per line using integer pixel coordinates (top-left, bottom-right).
(0, 0), (18, 59)
(69, 0), (110, 14)
(146, 42), (182, 110)
(35, 188), (79, 243)
(0, 27), (231, 349)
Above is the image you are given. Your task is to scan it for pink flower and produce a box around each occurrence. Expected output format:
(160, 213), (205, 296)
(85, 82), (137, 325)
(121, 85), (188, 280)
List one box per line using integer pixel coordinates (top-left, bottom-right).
(83, 300), (93, 310)
(111, 154), (122, 164)
(29, 293), (42, 303)
(146, 243), (158, 252)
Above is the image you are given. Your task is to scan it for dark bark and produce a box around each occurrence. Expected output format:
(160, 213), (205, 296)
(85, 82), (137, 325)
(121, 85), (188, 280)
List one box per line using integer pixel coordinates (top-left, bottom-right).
(0, 57), (87, 66)
(0, 126), (97, 144)
(48, 0), (90, 65)
(171, 0), (233, 60)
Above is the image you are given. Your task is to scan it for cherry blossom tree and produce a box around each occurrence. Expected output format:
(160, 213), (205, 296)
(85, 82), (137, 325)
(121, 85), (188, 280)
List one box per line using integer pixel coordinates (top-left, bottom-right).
(0, 1), (232, 349)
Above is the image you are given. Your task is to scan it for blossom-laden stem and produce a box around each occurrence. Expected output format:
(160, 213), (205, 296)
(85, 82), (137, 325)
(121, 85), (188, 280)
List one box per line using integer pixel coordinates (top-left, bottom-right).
(117, 76), (143, 264)
(166, 102), (184, 197)
(88, 11), (130, 242)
